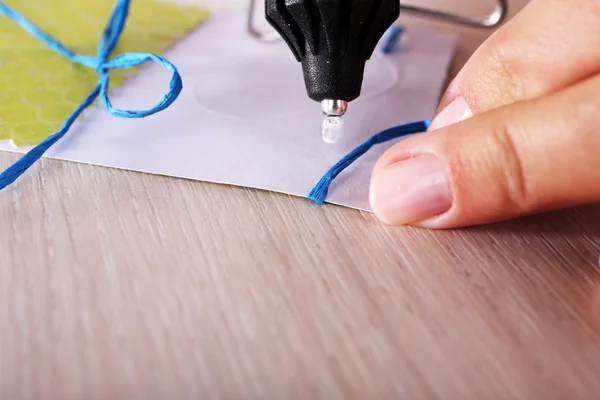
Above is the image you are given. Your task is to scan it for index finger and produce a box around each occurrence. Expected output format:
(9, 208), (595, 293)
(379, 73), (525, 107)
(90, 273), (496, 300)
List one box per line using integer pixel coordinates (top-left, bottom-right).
(436, 0), (600, 116)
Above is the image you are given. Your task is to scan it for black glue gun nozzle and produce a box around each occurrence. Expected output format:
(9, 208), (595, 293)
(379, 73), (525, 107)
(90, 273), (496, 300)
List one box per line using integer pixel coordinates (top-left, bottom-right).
(265, 0), (400, 105)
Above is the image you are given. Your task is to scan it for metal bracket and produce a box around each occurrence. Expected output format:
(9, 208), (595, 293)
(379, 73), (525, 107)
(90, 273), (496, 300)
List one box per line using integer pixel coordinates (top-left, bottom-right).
(247, 0), (509, 42)
(400, 0), (508, 29)
(247, 0), (280, 42)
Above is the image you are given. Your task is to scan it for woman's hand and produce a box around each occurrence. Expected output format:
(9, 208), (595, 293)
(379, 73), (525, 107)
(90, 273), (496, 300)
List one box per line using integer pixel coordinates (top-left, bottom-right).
(369, 0), (600, 228)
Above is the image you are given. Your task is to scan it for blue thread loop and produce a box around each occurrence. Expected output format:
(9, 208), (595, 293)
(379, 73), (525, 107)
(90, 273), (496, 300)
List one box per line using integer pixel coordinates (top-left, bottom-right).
(0, 0), (183, 190)
(308, 120), (430, 205)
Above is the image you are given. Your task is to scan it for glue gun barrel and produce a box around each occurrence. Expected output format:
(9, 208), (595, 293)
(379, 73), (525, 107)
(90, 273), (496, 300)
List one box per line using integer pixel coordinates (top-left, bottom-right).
(265, 0), (400, 107)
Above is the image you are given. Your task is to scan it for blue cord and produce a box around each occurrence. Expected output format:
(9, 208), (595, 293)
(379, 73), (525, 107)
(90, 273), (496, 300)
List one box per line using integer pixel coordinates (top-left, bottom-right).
(308, 120), (430, 205)
(382, 25), (405, 55)
(0, 0), (182, 190)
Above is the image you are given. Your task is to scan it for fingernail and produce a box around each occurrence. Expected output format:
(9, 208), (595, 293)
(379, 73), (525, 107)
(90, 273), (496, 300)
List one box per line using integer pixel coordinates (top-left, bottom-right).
(370, 154), (453, 226)
(429, 96), (472, 131)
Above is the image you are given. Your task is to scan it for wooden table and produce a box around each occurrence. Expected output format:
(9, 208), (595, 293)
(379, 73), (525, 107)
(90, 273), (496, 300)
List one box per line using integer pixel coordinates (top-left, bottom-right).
(3, 0), (600, 398)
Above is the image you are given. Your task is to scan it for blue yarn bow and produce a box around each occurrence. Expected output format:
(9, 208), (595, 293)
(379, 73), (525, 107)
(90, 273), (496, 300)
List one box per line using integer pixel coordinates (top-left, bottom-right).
(0, 0), (182, 189)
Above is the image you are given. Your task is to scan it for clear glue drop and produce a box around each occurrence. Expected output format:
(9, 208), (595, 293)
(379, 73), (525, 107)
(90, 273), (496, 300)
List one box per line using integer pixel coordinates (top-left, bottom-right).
(321, 116), (344, 144)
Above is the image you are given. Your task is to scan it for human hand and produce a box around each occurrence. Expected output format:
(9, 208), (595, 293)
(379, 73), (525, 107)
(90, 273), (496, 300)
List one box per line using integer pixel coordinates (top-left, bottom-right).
(369, 0), (600, 228)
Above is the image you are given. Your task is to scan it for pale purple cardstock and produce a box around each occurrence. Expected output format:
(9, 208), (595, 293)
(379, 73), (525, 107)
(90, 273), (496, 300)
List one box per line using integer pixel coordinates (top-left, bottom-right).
(0, 11), (457, 211)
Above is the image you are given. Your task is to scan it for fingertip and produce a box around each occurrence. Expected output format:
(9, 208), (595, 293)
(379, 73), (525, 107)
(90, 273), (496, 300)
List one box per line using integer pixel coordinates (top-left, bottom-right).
(372, 130), (431, 174)
(369, 154), (454, 227)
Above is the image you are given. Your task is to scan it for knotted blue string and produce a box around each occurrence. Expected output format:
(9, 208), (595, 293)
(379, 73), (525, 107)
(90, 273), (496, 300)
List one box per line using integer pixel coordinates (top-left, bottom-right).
(0, 0), (182, 190)
(308, 120), (430, 204)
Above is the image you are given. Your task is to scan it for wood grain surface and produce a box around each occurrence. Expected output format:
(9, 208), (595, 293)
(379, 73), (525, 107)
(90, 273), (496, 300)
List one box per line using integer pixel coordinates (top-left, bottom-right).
(3, 0), (600, 398)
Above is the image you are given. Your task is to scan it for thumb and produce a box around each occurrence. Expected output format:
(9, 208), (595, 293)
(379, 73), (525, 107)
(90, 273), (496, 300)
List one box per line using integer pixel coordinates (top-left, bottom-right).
(370, 74), (600, 228)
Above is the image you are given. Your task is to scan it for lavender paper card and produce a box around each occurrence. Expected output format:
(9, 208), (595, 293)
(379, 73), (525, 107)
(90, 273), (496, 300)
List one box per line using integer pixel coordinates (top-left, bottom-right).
(0, 11), (457, 211)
